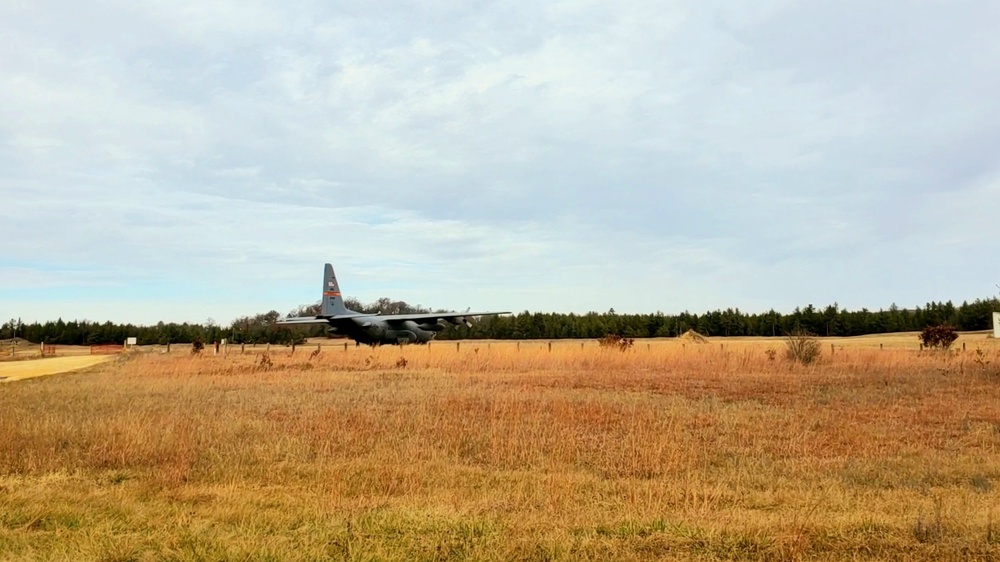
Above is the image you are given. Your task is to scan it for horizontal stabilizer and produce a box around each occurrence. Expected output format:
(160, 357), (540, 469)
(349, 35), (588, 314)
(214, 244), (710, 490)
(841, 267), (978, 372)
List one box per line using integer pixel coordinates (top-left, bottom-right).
(276, 314), (366, 325)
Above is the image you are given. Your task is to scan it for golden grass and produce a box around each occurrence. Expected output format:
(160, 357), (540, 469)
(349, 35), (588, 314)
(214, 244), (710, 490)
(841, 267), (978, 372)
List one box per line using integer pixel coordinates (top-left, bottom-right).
(2, 341), (1000, 561)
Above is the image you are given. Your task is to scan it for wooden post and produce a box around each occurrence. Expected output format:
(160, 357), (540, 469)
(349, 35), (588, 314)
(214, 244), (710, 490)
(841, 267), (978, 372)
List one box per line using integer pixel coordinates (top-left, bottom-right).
(517, 341), (520, 352)
(647, 343), (650, 351)
(241, 343), (245, 354)
(831, 344), (835, 355)
(344, 342), (348, 351)
(548, 342), (552, 352)
(962, 342), (966, 351)
(456, 342), (460, 352)
(317, 343), (321, 354)
(167, 342), (171, 353)
(880, 343), (883, 351)
(291, 343), (295, 355)
(581, 342), (584, 350)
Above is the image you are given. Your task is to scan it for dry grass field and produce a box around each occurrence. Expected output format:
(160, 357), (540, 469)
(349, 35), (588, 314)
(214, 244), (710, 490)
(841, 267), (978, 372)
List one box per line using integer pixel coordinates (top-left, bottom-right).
(2, 336), (1000, 561)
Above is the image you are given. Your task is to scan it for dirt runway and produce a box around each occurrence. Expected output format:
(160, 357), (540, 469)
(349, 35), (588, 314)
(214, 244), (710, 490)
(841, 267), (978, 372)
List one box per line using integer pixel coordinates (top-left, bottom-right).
(0, 356), (112, 383)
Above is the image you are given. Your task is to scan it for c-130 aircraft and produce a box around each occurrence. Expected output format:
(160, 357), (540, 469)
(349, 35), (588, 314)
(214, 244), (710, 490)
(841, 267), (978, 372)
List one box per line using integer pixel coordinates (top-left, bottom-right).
(276, 264), (509, 345)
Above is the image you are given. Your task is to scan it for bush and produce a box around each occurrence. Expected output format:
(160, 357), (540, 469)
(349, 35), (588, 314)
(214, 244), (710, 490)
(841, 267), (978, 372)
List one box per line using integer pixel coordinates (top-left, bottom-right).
(785, 330), (822, 365)
(598, 334), (634, 352)
(919, 325), (958, 350)
(191, 337), (204, 355)
(257, 353), (273, 371)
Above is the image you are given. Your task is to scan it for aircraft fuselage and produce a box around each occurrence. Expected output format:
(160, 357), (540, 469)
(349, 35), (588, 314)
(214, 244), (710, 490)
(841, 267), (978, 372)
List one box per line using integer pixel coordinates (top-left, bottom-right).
(331, 317), (447, 345)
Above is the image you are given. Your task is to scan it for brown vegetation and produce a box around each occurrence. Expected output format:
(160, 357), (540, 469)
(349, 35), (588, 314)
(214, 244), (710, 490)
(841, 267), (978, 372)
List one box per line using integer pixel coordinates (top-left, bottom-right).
(598, 334), (635, 351)
(785, 330), (823, 365)
(920, 324), (960, 350)
(2, 341), (1000, 560)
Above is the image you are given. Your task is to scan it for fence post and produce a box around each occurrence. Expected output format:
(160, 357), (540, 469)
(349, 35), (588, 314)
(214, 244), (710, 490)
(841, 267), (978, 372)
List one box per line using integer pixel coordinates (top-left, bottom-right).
(241, 343), (245, 354)
(317, 343), (321, 354)
(517, 341), (520, 352)
(831, 343), (834, 355)
(291, 343), (296, 355)
(962, 342), (966, 351)
(344, 342), (348, 352)
(167, 342), (171, 353)
(548, 342), (552, 352)
(456, 342), (460, 352)
(581, 342), (584, 350)
(880, 343), (883, 351)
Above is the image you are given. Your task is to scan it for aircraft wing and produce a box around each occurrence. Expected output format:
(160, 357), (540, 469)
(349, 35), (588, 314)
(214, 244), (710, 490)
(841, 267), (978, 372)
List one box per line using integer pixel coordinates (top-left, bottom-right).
(379, 311), (509, 322)
(276, 317), (331, 325)
(276, 314), (369, 325)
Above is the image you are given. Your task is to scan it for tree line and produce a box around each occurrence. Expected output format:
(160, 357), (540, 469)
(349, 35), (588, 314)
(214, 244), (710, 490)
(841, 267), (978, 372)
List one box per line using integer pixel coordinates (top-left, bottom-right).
(0, 297), (438, 347)
(2, 297), (997, 346)
(447, 299), (999, 340)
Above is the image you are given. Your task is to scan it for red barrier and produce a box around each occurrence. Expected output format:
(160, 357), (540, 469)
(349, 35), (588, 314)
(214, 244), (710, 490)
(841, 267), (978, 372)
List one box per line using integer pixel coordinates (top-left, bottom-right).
(42, 344), (56, 357)
(90, 345), (124, 355)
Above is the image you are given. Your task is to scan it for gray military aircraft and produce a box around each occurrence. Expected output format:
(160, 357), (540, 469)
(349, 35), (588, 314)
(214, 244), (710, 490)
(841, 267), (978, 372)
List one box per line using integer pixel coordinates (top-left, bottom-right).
(276, 263), (509, 345)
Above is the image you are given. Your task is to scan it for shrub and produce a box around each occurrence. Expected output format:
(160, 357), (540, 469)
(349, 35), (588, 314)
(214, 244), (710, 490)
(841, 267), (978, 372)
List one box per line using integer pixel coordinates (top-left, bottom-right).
(785, 330), (821, 365)
(598, 334), (634, 352)
(257, 353), (273, 371)
(919, 325), (958, 350)
(191, 338), (204, 355)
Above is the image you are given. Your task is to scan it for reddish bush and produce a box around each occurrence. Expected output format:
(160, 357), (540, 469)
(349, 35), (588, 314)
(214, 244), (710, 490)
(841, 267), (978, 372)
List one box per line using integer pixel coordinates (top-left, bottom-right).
(919, 325), (958, 350)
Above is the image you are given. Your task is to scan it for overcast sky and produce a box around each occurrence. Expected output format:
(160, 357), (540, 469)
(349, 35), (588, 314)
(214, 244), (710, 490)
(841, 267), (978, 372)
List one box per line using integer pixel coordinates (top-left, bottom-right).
(1, 0), (998, 325)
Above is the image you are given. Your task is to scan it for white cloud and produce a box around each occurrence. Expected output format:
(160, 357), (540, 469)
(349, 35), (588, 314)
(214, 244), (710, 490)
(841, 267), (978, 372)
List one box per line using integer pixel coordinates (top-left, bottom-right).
(1, 0), (998, 324)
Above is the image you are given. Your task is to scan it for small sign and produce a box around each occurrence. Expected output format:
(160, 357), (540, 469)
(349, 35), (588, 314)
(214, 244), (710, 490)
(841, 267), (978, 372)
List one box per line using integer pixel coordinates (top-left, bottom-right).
(126, 337), (137, 346)
(994, 312), (1000, 339)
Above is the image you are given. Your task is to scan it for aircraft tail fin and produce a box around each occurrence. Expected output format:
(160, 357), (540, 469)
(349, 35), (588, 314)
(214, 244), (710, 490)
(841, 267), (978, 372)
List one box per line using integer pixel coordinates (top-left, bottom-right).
(320, 263), (350, 317)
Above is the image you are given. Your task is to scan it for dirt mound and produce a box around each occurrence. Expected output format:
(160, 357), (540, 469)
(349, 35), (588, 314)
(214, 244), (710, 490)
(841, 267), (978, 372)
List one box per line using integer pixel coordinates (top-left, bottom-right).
(678, 330), (709, 344)
(0, 337), (31, 347)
